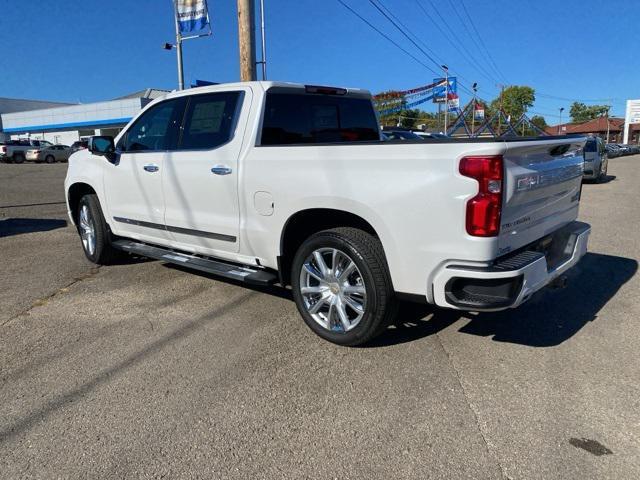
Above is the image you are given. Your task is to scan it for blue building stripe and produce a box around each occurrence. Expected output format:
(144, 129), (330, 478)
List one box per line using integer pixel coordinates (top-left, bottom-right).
(2, 117), (133, 134)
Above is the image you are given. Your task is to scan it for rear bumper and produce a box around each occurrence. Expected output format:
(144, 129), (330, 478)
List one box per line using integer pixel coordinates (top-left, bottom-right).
(583, 160), (598, 179)
(432, 221), (591, 311)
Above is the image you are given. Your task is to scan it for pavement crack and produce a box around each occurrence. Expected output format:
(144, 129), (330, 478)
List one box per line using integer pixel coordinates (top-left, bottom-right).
(1, 267), (101, 327)
(435, 332), (510, 480)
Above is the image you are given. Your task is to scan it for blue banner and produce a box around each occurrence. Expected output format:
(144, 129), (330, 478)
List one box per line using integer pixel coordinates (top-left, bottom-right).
(177, 0), (210, 35)
(432, 77), (457, 103)
(378, 93), (436, 116)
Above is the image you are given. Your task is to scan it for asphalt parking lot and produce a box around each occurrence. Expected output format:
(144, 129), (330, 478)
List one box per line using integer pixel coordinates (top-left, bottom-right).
(1, 158), (639, 479)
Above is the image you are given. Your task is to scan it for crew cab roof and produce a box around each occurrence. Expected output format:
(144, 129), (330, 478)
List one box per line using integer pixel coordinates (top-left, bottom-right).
(162, 81), (372, 100)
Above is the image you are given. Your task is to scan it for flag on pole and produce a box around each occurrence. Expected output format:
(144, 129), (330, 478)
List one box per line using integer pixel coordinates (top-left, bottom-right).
(176, 0), (210, 35)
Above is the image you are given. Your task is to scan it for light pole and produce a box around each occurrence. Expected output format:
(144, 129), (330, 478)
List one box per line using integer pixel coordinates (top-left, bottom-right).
(172, 0), (184, 90)
(258, 0), (267, 80)
(471, 82), (477, 137)
(558, 107), (565, 135)
(442, 65), (449, 133)
(496, 84), (505, 137)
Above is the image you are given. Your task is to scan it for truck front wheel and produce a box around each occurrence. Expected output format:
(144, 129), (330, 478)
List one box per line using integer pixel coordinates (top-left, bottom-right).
(291, 227), (397, 346)
(77, 194), (120, 265)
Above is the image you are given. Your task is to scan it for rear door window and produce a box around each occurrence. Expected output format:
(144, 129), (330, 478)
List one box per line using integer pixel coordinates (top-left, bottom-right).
(584, 140), (597, 152)
(260, 92), (380, 145)
(178, 92), (242, 150)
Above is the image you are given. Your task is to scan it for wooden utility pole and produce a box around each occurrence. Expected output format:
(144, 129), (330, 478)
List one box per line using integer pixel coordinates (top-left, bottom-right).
(237, 0), (256, 81)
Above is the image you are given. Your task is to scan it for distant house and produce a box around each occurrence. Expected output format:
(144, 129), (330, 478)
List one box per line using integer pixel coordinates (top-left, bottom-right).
(546, 117), (640, 144)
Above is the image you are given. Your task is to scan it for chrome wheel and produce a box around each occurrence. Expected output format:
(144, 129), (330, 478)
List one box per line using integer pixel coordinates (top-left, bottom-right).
(299, 248), (367, 333)
(79, 204), (96, 256)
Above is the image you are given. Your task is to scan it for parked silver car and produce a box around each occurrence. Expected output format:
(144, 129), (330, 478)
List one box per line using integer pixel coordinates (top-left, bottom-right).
(583, 136), (608, 182)
(26, 144), (72, 163)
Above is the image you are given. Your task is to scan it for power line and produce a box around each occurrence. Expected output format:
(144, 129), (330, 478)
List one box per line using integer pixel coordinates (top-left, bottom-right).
(367, 0), (443, 73)
(368, 0), (482, 98)
(458, 0), (508, 84)
(446, 0), (498, 80)
(339, 0), (502, 106)
(413, 0), (499, 86)
(372, 0), (478, 97)
(425, 0), (501, 87)
(335, 0), (440, 77)
(535, 92), (625, 105)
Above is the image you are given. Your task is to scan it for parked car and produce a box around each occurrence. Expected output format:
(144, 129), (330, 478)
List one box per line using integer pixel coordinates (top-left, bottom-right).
(0, 139), (53, 163)
(583, 136), (608, 182)
(26, 144), (72, 163)
(71, 140), (89, 153)
(605, 144), (621, 158)
(413, 131), (448, 139)
(618, 144), (632, 155)
(381, 129), (424, 140)
(65, 81), (591, 346)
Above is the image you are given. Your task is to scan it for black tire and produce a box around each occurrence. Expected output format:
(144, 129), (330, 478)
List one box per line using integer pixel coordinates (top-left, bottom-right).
(77, 194), (120, 265)
(291, 227), (397, 346)
(13, 153), (25, 164)
(45, 154), (55, 164)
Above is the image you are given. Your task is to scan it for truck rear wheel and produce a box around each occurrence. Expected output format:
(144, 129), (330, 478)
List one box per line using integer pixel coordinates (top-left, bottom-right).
(77, 194), (120, 265)
(291, 227), (397, 346)
(13, 153), (25, 164)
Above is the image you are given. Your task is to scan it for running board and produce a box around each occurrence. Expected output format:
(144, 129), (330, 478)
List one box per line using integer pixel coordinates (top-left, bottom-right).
(112, 240), (277, 286)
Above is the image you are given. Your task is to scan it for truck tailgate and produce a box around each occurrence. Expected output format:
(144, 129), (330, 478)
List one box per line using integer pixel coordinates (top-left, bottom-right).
(499, 137), (586, 255)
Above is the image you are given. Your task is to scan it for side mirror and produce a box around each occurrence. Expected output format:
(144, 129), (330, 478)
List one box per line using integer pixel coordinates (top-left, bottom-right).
(88, 136), (115, 161)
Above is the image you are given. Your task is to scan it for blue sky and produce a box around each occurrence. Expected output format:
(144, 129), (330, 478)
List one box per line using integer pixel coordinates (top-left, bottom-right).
(1, 0), (636, 123)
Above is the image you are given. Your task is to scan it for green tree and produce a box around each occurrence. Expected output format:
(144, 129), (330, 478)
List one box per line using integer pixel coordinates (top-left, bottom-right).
(530, 115), (548, 130)
(569, 102), (609, 123)
(490, 86), (536, 121)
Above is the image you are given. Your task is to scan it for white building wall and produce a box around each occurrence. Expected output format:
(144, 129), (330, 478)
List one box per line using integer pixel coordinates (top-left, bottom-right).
(624, 99), (640, 144)
(1, 98), (146, 132)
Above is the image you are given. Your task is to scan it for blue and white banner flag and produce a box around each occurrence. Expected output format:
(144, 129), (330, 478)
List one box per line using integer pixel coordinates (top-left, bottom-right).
(176, 0), (210, 35)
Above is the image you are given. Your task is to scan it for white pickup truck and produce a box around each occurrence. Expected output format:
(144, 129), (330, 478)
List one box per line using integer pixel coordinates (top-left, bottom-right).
(65, 81), (590, 345)
(1, 139), (54, 163)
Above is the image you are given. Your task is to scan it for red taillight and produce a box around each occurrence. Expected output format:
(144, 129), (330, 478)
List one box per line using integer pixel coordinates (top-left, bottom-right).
(459, 155), (503, 237)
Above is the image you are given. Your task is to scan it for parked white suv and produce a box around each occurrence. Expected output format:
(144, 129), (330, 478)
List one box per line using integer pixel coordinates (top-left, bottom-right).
(65, 82), (591, 345)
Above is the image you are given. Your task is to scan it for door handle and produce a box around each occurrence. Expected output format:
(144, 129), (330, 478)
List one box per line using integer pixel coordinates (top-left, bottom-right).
(143, 164), (159, 173)
(211, 165), (232, 175)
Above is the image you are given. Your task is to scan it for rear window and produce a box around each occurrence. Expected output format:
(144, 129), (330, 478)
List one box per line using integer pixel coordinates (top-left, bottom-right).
(584, 140), (597, 152)
(260, 92), (379, 145)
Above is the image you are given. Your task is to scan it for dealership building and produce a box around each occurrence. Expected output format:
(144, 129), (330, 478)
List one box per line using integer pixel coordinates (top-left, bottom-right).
(0, 88), (169, 145)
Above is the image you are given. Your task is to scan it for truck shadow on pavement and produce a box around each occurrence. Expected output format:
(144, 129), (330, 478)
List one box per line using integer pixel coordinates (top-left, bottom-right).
(161, 252), (636, 349)
(371, 252), (637, 348)
(0, 218), (67, 238)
